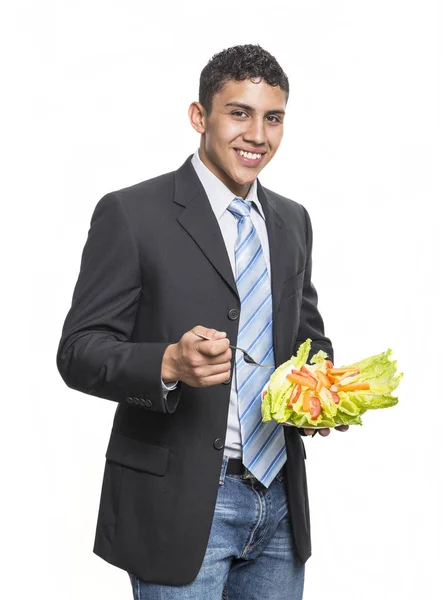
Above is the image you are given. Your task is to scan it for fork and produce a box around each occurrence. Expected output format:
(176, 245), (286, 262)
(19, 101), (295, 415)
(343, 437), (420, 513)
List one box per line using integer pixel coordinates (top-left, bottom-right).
(192, 331), (274, 369)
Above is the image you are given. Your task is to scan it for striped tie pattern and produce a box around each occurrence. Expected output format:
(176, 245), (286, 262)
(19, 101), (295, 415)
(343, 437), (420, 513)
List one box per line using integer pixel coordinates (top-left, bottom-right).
(228, 197), (287, 487)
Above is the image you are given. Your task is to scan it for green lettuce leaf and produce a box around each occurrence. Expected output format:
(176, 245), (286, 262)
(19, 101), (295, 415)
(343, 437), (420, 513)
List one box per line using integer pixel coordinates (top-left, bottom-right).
(291, 339), (312, 370)
(261, 390), (272, 422)
(261, 341), (402, 428)
(310, 349), (329, 370)
(265, 339), (313, 421)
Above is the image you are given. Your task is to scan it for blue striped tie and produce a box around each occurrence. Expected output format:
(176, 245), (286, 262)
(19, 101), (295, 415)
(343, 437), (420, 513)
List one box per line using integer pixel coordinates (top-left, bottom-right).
(228, 197), (287, 487)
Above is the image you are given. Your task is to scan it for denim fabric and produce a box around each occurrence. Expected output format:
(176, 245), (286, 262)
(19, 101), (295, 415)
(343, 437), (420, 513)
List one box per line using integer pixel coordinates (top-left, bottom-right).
(129, 456), (304, 600)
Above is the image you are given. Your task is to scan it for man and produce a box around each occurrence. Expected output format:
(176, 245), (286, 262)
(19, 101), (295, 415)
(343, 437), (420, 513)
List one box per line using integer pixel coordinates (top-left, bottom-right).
(57, 44), (347, 599)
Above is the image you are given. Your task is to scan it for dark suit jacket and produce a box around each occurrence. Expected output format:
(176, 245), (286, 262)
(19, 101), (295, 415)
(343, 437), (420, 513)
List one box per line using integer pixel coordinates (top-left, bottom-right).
(57, 155), (333, 585)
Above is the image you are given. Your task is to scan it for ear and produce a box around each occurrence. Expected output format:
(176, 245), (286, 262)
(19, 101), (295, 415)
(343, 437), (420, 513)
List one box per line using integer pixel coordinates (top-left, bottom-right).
(188, 102), (206, 134)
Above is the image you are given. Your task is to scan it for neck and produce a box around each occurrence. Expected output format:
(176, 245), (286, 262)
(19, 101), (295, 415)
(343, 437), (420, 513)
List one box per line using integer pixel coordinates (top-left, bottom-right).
(198, 144), (253, 199)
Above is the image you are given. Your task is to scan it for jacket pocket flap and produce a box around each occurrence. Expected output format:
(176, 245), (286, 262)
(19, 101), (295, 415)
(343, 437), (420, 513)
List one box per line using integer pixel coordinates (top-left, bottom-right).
(106, 431), (170, 476)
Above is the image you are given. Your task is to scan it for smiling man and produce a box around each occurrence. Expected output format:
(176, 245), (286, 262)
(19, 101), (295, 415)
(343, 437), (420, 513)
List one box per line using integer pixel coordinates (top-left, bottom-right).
(57, 44), (345, 600)
(191, 77), (286, 197)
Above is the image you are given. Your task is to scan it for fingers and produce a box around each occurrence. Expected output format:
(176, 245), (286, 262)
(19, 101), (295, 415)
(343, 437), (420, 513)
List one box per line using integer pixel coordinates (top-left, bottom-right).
(190, 360), (232, 379)
(192, 326), (227, 341)
(188, 365), (232, 387)
(191, 327), (231, 359)
(302, 428), (330, 436)
(173, 326), (233, 388)
(198, 339), (231, 359)
(303, 428), (330, 436)
(205, 327), (226, 340)
(196, 370), (232, 387)
(335, 425), (349, 432)
(305, 425), (349, 437)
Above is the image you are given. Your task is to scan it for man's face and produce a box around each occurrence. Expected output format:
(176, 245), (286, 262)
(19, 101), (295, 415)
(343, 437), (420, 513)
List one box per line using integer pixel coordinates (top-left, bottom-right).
(196, 78), (287, 198)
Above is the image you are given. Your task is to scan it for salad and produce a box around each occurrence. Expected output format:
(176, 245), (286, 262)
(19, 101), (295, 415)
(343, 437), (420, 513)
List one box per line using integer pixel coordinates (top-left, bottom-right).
(261, 339), (402, 428)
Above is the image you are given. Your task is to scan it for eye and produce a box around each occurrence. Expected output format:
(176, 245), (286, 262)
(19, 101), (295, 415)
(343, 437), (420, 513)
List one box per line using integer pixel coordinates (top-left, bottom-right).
(231, 110), (248, 118)
(267, 115), (282, 124)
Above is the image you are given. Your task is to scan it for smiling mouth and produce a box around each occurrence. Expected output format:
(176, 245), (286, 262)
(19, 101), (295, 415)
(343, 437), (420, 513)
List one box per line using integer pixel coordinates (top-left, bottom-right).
(234, 148), (266, 164)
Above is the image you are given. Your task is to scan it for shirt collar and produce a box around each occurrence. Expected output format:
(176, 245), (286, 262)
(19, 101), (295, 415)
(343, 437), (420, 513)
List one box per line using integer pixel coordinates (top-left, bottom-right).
(191, 150), (265, 221)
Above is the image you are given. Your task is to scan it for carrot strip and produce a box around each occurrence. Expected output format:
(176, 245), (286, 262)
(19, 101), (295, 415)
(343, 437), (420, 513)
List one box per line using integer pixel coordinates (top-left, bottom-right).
(286, 374), (317, 391)
(327, 368), (360, 375)
(336, 383), (370, 392)
(315, 370), (332, 389)
(287, 383), (302, 407)
(295, 369), (318, 387)
(302, 389), (311, 412)
(325, 360), (333, 369)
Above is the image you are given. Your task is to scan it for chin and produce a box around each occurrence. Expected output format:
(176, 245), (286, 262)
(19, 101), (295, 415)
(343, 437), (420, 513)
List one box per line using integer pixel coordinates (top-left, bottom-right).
(232, 165), (259, 182)
(237, 172), (260, 186)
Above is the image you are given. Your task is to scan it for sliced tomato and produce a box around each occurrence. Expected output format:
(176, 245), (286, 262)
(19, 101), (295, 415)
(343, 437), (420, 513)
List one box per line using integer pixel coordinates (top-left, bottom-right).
(287, 383), (301, 407)
(310, 396), (321, 420)
(329, 390), (340, 404)
(262, 390), (268, 400)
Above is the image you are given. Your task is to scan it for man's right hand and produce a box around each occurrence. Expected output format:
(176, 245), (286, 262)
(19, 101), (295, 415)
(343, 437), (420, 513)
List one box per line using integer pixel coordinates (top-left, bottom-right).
(161, 326), (232, 387)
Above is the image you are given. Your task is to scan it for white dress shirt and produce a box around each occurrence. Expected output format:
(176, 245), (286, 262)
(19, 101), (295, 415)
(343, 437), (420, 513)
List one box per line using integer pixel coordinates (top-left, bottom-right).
(162, 149), (272, 457)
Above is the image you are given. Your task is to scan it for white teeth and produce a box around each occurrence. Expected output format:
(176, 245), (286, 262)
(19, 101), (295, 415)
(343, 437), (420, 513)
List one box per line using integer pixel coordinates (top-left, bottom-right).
(238, 150), (262, 160)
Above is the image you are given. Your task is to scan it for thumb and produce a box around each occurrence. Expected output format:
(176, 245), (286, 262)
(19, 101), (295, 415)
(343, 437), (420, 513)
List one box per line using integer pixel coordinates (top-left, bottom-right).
(213, 331), (227, 339)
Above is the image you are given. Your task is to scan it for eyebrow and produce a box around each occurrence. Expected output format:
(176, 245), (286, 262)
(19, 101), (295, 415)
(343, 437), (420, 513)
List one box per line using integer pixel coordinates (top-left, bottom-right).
(225, 102), (286, 116)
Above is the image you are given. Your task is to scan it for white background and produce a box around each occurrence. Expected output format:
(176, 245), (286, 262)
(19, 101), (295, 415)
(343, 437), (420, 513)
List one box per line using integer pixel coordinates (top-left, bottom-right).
(1, 1), (442, 598)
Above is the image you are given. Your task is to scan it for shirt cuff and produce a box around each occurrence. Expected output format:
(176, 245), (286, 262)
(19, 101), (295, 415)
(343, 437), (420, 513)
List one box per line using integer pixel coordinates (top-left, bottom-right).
(161, 379), (179, 397)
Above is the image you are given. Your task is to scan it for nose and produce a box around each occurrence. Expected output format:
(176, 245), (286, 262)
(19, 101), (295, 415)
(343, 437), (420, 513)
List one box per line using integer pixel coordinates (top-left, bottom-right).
(244, 116), (266, 146)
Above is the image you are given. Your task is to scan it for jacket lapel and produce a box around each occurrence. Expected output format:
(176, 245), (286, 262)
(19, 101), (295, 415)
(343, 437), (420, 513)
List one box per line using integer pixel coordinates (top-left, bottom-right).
(174, 157), (239, 299)
(173, 157), (288, 333)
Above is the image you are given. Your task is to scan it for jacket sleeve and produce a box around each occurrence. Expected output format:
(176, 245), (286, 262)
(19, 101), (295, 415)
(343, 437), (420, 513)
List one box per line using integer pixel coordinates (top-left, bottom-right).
(56, 192), (181, 413)
(293, 206), (334, 364)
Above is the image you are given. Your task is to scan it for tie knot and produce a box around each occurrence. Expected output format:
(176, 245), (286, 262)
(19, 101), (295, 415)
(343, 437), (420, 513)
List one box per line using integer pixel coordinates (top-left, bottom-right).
(228, 197), (252, 220)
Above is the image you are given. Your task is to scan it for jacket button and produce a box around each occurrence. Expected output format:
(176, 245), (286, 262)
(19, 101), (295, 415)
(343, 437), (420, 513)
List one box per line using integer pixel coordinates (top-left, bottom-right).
(145, 399), (152, 408)
(139, 398), (146, 407)
(133, 397), (140, 405)
(126, 397), (133, 404)
(228, 309), (239, 320)
(222, 377), (232, 385)
(213, 438), (224, 450)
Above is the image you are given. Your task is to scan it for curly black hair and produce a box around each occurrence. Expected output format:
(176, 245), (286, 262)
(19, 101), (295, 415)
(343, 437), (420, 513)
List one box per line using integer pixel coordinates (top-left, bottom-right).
(199, 44), (289, 115)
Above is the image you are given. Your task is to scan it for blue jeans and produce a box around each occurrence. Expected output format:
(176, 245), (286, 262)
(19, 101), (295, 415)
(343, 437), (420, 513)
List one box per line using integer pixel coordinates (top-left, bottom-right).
(129, 456), (305, 599)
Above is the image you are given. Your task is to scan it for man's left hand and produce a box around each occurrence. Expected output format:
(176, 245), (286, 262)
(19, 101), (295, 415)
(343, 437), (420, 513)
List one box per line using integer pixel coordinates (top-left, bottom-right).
(303, 425), (349, 437)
